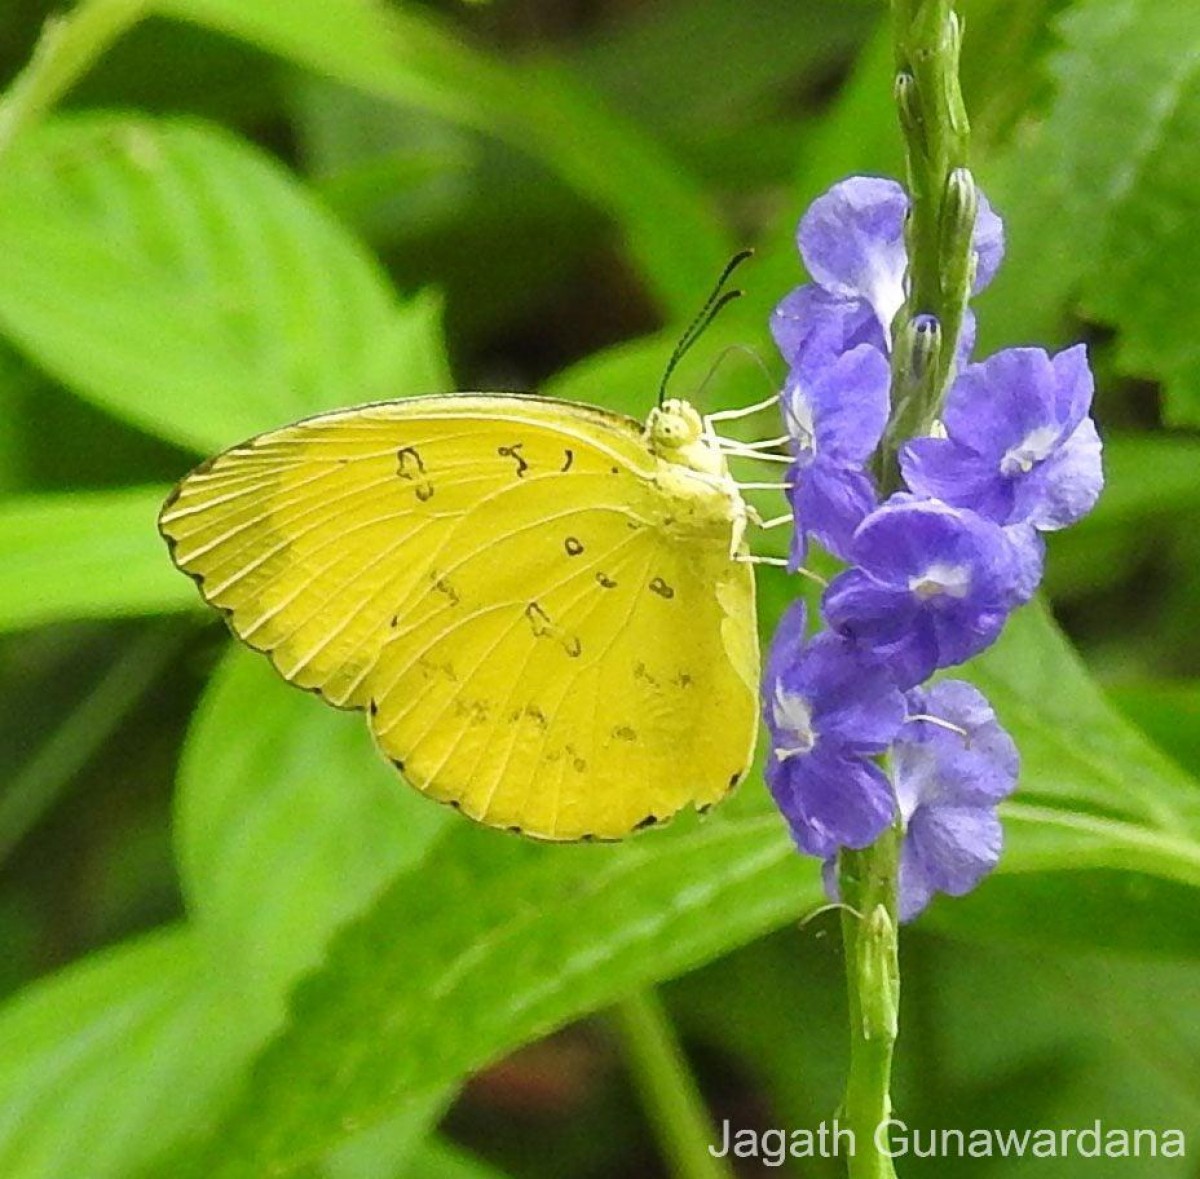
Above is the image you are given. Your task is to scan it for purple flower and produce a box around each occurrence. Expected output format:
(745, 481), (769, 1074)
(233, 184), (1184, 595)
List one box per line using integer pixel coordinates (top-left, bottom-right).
(822, 497), (1026, 688)
(763, 602), (905, 857)
(783, 343), (890, 562)
(771, 175), (1002, 367)
(772, 284), (883, 368)
(893, 681), (1019, 920)
(900, 345), (1104, 531)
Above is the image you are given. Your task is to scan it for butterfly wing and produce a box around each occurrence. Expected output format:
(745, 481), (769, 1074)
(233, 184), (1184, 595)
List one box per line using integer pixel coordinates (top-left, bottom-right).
(160, 394), (759, 840)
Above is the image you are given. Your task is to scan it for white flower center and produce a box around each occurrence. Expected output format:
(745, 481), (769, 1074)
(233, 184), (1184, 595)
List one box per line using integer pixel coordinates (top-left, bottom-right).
(1000, 424), (1059, 476)
(786, 396), (816, 457)
(866, 258), (908, 346)
(772, 684), (817, 760)
(909, 562), (972, 601)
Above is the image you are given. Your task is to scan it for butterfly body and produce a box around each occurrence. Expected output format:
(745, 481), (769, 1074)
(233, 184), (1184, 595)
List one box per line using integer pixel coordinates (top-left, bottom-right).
(160, 393), (760, 841)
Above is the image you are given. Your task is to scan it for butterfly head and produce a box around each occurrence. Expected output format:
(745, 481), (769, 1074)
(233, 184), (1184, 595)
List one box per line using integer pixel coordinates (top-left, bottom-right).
(645, 397), (745, 553)
(647, 398), (703, 450)
(646, 398), (732, 482)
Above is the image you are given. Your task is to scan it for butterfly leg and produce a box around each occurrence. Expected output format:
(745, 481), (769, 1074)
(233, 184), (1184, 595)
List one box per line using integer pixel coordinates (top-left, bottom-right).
(734, 553), (829, 586)
(704, 392), (780, 425)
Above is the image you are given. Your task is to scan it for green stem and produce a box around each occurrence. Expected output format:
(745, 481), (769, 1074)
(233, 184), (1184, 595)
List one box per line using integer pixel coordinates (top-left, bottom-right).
(612, 989), (734, 1179)
(835, 6), (975, 1173)
(0, 623), (187, 863)
(882, 0), (975, 475)
(838, 826), (902, 1179)
(0, 0), (150, 159)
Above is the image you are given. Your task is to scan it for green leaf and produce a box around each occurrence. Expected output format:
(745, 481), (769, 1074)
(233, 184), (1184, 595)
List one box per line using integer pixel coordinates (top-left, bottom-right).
(0, 487), (195, 633)
(1064, 2), (1200, 427)
(177, 647), (449, 1014)
(965, 602), (1200, 949)
(154, 0), (730, 319)
(571, 0), (874, 139)
(979, 0), (1200, 428)
(151, 808), (820, 1178)
(0, 114), (447, 453)
(0, 923), (448, 1179)
(546, 21), (900, 421)
(974, 602), (1200, 835)
(0, 928), (255, 1179)
(1040, 433), (1200, 599)
(1109, 679), (1200, 778)
(0, 0), (149, 160)
(1078, 433), (1200, 525)
(0, 622), (186, 861)
(145, 595), (1200, 1176)
(394, 1139), (512, 1179)
(325, 1124), (493, 1179)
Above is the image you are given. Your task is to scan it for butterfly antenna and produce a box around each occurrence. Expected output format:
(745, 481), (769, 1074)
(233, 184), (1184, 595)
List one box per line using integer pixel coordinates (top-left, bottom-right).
(694, 342), (778, 405)
(657, 248), (754, 407)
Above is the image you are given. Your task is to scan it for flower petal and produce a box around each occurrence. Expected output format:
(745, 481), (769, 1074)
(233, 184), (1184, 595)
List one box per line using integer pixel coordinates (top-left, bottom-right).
(797, 176), (909, 336)
(900, 435), (1015, 522)
(795, 459), (879, 560)
(846, 497), (1014, 598)
(781, 749), (897, 856)
(1050, 342), (1094, 432)
(905, 804), (1003, 898)
(1013, 417), (1104, 531)
(830, 499), (1024, 682)
(804, 633), (906, 750)
(771, 285), (883, 366)
(928, 603), (1010, 669)
(809, 343), (892, 463)
(897, 839), (938, 922)
(943, 349), (1057, 456)
(896, 680), (1019, 811)
(764, 623), (906, 755)
(763, 598), (809, 692)
(971, 192), (1005, 292)
(954, 307), (978, 371)
(822, 568), (937, 687)
(1004, 523), (1046, 602)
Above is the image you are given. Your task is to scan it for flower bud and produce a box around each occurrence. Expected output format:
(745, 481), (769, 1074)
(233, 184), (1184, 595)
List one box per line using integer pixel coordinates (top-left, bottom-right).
(894, 71), (924, 152)
(940, 168), (978, 268)
(857, 903), (899, 1040)
(901, 312), (941, 387)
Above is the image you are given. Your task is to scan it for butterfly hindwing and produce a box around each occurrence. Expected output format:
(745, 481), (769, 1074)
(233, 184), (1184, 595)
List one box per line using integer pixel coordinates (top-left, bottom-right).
(369, 476), (758, 838)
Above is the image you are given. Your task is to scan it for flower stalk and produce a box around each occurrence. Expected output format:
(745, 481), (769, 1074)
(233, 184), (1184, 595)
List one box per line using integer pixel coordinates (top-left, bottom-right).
(885, 0), (974, 466)
(764, 2), (1101, 1173)
(839, 3), (972, 1173)
(839, 828), (901, 1178)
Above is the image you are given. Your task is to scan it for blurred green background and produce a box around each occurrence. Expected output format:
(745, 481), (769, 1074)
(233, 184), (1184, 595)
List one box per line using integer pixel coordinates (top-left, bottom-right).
(1, 0), (1199, 1176)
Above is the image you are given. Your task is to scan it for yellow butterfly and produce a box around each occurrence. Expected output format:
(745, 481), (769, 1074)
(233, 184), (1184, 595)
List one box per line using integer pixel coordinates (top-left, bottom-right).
(160, 389), (771, 841)
(159, 391), (768, 845)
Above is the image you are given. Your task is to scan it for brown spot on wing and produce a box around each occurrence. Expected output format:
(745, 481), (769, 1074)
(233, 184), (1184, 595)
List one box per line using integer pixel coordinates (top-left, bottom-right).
(498, 443), (529, 477)
(525, 601), (553, 637)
